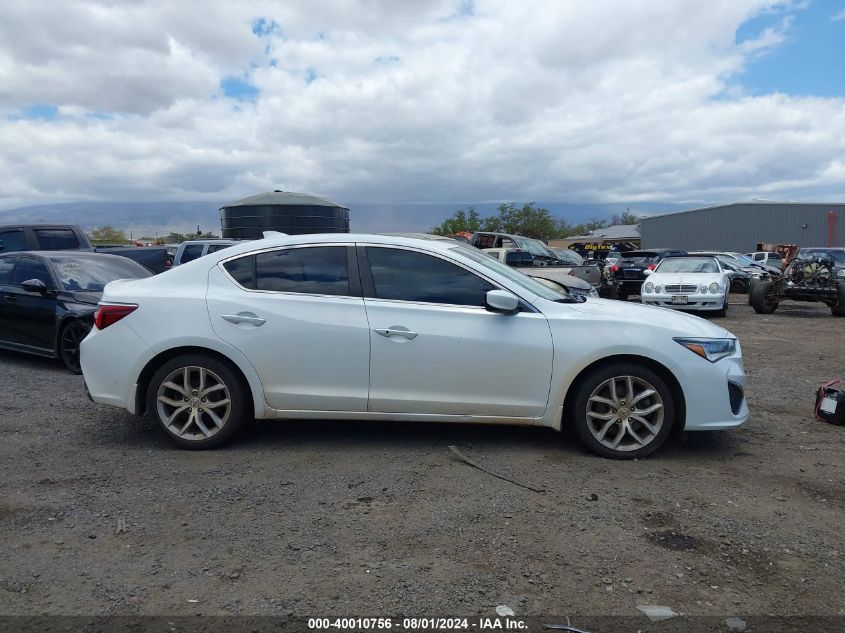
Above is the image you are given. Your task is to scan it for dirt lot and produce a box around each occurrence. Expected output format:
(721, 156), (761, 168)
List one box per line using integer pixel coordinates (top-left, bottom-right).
(0, 297), (843, 623)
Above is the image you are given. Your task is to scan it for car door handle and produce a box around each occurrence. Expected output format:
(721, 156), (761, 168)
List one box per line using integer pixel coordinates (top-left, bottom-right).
(374, 327), (418, 340)
(221, 313), (266, 326)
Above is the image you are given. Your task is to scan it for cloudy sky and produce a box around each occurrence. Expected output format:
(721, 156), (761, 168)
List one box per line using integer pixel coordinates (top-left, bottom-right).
(0, 0), (844, 221)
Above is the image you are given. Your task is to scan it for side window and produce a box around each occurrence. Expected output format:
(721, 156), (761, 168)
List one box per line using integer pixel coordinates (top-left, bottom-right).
(223, 256), (256, 288)
(753, 253), (762, 261)
(207, 243), (234, 253)
(11, 257), (54, 289)
(33, 228), (80, 250)
(474, 234), (495, 249)
(0, 257), (16, 284)
(0, 229), (28, 253)
(250, 247), (350, 295)
(179, 244), (204, 263)
(366, 247), (494, 306)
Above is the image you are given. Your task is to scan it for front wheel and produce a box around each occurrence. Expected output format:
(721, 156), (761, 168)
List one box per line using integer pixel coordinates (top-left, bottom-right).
(572, 363), (676, 459)
(147, 354), (249, 449)
(712, 293), (728, 318)
(59, 319), (91, 374)
(750, 280), (779, 314)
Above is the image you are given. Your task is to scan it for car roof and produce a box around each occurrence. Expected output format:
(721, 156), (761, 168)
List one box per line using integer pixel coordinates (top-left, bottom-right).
(180, 239), (241, 246)
(0, 250), (130, 262)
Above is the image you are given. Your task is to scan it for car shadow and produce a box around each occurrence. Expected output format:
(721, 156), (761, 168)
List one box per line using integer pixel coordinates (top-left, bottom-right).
(0, 348), (65, 373)
(91, 410), (738, 462)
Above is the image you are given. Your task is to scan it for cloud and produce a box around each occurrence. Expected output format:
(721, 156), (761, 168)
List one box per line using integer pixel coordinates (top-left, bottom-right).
(833, 8), (845, 21)
(0, 0), (843, 217)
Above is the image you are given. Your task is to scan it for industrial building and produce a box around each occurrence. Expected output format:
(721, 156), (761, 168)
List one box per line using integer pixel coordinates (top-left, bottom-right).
(640, 201), (844, 251)
(220, 190), (350, 239)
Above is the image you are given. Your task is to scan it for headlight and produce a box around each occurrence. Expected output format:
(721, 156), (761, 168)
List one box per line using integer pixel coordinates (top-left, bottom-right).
(838, 269), (845, 278)
(644, 282), (654, 293)
(654, 285), (662, 293)
(709, 282), (720, 293)
(674, 337), (736, 362)
(700, 285), (708, 293)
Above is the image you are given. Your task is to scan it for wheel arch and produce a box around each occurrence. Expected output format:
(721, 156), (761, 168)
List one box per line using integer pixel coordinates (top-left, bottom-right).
(134, 346), (257, 417)
(560, 354), (686, 433)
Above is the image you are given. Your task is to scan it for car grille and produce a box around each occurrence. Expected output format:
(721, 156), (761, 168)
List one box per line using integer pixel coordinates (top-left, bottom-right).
(728, 381), (744, 415)
(664, 284), (698, 294)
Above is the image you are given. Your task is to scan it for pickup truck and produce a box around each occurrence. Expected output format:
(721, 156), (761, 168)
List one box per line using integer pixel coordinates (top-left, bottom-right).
(0, 224), (172, 274)
(472, 231), (612, 294)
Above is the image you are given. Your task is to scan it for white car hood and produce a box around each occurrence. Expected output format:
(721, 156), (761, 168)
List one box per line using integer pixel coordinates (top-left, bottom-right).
(549, 297), (732, 339)
(648, 272), (723, 286)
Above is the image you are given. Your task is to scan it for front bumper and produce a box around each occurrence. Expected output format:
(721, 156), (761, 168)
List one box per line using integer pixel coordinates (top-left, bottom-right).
(642, 292), (724, 310)
(677, 343), (749, 431)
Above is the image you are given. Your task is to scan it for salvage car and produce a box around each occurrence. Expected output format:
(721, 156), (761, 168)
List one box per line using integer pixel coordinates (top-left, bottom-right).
(750, 251), (845, 317)
(81, 233), (748, 459)
(610, 249), (687, 300)
(0, 252), (151, 372)
(484, 248), (598, 299)
(640, 255), (730, 316)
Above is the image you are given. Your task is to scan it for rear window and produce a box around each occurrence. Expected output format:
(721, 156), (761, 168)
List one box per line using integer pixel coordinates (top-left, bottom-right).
(48, 255), (151, 291)
(34, 228), (80, 250)
(473, 234), (496, 249)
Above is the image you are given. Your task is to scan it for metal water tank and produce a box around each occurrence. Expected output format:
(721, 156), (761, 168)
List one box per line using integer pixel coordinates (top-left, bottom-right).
(219, 191), (350, 238)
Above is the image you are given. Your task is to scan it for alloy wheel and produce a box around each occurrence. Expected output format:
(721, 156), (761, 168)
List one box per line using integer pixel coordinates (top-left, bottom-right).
(60, 321), (91, 373)
(156, 366), (232, 441)
(585, 375), (664, 452)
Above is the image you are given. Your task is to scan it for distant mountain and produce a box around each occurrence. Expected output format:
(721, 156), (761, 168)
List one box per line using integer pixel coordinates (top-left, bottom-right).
(0, 199), (686, 235)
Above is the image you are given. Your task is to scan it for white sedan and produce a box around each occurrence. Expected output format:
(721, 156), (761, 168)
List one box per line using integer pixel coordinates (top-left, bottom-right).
(81, 234), (748, 459)
(640, 256), (731, 316)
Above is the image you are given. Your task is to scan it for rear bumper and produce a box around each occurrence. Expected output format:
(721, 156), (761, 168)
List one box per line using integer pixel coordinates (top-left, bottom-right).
(80, 321), (148, 411)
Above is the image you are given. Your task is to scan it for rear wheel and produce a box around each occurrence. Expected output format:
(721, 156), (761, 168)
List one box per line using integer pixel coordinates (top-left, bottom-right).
(572, 363), (675, 459)
(750, 281), (779, 314)
(730, 278), (749, 293)
(147, 354), (248, 449)
(59, 320), (91, 374)
(832, 281), (845, 317)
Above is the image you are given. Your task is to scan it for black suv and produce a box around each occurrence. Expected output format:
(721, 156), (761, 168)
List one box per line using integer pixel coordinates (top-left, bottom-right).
(610, 249), (687, 300)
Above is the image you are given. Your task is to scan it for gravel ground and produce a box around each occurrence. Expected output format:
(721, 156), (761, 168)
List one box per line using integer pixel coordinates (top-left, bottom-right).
(0, 297), (843, 620)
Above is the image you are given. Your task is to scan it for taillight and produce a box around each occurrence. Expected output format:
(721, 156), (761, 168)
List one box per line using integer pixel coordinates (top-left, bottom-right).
(94, 304), (138, 330)
(647, 264), (656, 270)
(609, 265), (620, 273)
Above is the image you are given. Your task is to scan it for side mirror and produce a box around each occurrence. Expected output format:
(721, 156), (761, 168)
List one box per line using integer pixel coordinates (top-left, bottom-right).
(485, 289), (520, 315)
(21, 278), (51, 294)
(643, 269), (652, 276)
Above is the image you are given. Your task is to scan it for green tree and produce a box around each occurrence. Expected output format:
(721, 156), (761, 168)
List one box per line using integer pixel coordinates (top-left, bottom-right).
(89, 226), (127, 243)
(610, 210), (639, 225)
(431, 206), (483, 236)
(480, 202), (558, 240)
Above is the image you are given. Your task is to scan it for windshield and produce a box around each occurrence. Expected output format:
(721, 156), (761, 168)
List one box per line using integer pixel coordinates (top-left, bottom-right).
(551, 248), (584, 264)
(452, 246), (570, 301)
(656, 257), (719, 274)
(808, 249), (845, 263)
(728, 253), (759, 267)
(511, 237), (557, 259)
(49, 256), (152, 291)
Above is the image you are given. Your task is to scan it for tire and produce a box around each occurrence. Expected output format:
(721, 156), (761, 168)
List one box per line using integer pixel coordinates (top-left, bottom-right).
(571, 362), (676, 459)
(747, 278), (758, 305)
(59, 319), (91, 374)
(750, 280), (779, 314)
(730, 278), (749, 294)
(146, 354), (249, 449)
(832, 281), (845, 317)
(617, 290), (629, 302)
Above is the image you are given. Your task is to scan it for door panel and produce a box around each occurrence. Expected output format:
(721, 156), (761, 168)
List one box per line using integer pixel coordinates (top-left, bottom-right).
(365, 300), (553, 417)
(206, 252), (369, 412)
(6, 257), (57, 351)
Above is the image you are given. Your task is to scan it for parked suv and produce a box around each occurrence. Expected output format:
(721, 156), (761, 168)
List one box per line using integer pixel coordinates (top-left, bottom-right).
(173, 240), (241, 266)
(610, 249), (687, 300)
